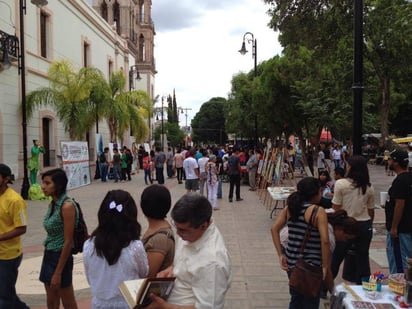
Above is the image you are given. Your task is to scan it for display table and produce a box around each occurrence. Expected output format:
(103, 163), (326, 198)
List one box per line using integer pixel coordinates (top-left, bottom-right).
(266, 187), (294, 218)
(336, 283), (405, 309)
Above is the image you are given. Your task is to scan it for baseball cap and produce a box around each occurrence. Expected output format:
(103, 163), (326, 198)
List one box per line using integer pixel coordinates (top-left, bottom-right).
(390, 150), (408, 164)
(0, 163), (13, 184)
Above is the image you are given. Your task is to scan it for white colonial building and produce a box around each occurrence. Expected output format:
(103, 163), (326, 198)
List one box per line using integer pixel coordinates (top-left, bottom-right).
(0, 0), (156, 181)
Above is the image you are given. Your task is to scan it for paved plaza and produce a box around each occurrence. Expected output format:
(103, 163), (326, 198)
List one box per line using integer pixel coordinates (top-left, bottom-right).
(11, 163), (393, 309)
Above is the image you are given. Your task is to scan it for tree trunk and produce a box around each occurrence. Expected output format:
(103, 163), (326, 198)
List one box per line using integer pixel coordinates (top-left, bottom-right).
(380, 76), (390, 141)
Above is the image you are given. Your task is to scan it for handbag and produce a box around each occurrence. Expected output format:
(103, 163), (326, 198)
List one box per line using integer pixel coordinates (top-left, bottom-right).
(289, 206), (323, 298)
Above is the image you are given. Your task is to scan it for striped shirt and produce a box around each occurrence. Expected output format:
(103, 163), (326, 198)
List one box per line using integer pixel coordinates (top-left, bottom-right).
(286, 204), (322, 268)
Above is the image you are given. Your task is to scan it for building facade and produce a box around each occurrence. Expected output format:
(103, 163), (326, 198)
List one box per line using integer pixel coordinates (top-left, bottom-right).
(0, 0), (155, 180)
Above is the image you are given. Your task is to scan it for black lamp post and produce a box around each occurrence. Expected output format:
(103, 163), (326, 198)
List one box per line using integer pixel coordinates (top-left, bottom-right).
(238, 31), (258, 148)
(128, 64), (141, 137)
(19, 0), (48, 199)
(178, 107), (192, 147)
(352, 0), (363, 155)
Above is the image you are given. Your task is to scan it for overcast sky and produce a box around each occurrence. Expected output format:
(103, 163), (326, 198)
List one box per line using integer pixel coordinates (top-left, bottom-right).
(151, 0), (282, 124)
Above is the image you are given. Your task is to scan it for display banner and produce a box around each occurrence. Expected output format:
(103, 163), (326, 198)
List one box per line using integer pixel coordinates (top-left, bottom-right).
(60, 141), (91, 190)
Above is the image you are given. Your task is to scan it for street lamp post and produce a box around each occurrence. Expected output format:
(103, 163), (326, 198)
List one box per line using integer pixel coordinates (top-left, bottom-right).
(238, 31), (258, 148)
(352, 0), (363, 155)
(19, 0), (48, 199)
(128, 64), (141, 136)
(178, 107), (192, 147)
(161, 96), (165, 151)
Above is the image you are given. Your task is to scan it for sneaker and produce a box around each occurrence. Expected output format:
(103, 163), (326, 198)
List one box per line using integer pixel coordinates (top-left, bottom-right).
(236, 198), (243, 201)
(229, 198), (233, 203)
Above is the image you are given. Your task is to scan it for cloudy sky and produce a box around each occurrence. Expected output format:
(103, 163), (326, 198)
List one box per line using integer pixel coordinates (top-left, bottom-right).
(151, 0), (283, 124)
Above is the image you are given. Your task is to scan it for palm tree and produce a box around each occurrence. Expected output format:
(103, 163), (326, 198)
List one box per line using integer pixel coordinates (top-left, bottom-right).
(26, 60), (152, 143)
(102, 71), (152, 143)
(26, 60), (103, 140)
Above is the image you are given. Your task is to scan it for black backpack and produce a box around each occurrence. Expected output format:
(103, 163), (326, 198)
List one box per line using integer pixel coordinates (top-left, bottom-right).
(65, 198), (90, 255)
(99, 152), (107, 163)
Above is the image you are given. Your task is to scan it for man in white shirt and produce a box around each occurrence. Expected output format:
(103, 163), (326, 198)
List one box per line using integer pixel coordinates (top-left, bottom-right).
(183, 149), (199, 193)
(197, 149), (209, 196)
(147, 193), (232, 309)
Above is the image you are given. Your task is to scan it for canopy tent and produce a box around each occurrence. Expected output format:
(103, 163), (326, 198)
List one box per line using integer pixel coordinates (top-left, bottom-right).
(393, 137), (412, 144)
(319, 128), (332, 143)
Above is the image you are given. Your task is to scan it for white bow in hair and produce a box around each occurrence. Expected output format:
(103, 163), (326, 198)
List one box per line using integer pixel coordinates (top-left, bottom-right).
(109, 201), (123, 212)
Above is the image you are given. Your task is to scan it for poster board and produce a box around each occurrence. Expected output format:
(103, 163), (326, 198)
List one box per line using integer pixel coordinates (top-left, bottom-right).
(272, 150), (283, 185)
(60, 141), (91, 190)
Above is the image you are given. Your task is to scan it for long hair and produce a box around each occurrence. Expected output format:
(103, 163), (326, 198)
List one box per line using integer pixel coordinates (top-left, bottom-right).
(346, 155), (371, 194)
(287, 177), (321, 222)
(91, 190), (141, 265)
(41, 168), (67, 197)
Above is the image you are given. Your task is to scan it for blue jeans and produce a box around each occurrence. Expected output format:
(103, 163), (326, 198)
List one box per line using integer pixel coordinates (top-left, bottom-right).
(0, 254), (29, 309)
(100, 163), (108, 181)
(386, 233), (412, 274)
(112, 165), (121, 181)
(156, 167), (164, 184)
(289, 286), (320, 309)
(144, 168), (152, 184)
(167, 164), (173, 178)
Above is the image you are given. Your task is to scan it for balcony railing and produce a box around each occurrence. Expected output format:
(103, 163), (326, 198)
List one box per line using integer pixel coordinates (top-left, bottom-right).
(0, 29), (19, 60)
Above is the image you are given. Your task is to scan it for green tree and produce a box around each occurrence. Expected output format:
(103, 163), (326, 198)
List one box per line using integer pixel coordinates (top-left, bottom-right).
(102, 71), (151, 143)
(26, 60), (103, 140)
(192, 97), (228, 144)
(26, 60), (152, 143)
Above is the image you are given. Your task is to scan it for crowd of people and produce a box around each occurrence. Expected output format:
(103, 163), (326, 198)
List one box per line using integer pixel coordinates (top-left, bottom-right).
(1, 142), (411, 308)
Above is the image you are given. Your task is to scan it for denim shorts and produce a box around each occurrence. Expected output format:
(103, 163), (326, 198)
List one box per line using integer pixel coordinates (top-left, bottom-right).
(39, 250), (73, 288)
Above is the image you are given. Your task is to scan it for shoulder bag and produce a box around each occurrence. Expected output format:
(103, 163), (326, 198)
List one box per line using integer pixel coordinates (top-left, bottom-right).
(288, 206), (323, 298)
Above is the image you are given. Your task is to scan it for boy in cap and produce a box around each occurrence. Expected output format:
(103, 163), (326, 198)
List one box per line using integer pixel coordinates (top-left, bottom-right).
(384, 150), (412, 274)
(0, 164), (29, 308)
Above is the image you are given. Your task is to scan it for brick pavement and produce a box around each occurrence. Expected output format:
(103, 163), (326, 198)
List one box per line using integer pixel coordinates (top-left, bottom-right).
(11, 163), (393, 308)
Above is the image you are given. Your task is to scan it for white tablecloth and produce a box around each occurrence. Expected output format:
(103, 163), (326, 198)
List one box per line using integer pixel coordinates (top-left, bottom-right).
(336, 284), (404, 309)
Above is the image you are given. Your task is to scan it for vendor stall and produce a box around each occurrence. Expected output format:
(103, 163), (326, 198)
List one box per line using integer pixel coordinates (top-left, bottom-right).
(335, 282), (411, 309)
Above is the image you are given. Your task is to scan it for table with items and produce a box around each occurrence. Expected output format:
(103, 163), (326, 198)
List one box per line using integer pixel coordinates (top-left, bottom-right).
(266, 186), (295, 218)
(335, 280), (412, 309)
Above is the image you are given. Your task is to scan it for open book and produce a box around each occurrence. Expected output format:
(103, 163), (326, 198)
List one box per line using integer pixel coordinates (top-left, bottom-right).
(119, 277), (176, 308)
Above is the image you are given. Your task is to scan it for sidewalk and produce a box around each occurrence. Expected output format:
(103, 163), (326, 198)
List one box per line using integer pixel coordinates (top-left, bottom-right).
(12, 163), (393, 309)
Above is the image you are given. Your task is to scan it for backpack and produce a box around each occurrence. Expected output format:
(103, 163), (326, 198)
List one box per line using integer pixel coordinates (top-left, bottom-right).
(65, 198), (90, 255)
(99, 152), (107, 164)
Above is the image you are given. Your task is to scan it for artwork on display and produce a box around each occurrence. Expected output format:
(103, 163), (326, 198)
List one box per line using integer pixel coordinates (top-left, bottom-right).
(60, 141), (91, 190)
(272, 150), (283, 185)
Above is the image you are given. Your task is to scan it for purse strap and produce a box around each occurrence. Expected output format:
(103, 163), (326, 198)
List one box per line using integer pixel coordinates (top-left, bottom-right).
(298, 205), (319, 255)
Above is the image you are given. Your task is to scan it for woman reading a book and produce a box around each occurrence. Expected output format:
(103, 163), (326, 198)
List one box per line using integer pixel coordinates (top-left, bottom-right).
(83, 190), (148, 308)
(141, 185), (175, 277)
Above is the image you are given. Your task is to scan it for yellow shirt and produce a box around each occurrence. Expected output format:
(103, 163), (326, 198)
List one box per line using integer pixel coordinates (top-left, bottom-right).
(0, 188), (27, 259)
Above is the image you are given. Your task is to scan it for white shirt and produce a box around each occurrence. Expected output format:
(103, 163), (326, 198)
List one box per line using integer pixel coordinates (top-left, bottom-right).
(332, 149), (342, 160)
(83, 239), (149, 309)
(168, 223), (232, 309)
(317, 151), (325, 169)
(332, 178), (375, 221)
(183, 157), (199, 180)
(198, 157), (209, 173)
